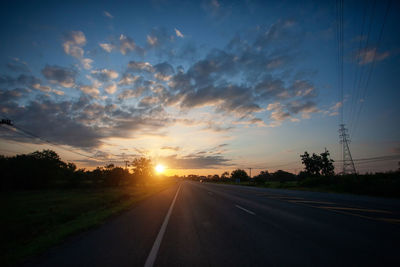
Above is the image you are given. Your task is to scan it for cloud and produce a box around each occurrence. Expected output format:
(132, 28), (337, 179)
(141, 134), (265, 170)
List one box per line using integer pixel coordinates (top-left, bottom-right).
(105, 83), (117, 94)
(267, 102), (292, 125)
(161, 154), (230, 169)
(81, 58), (93, 70)
(119, 34), (136, 55)
(254, 19), (298, 50)
(6, 58), (30, 73)
(99, 43), (114, 52)
(127, 61), (155, 72)
(174, 28), (184, 38)
(0, 88), (30, 106)
(0, 74), (41, 88)
(290, 80), (316, 98)
(32, 83), (64, 95)
(147, 35), (158, 46)
(118, 87), (146, 99)
(356, 48), (390, 65)
(161, 146), (180, 151)
(63, 31), (93, 69)
(204, 121), (234, 132)
(103, 11), (113, 19)
(1, 98), (103, 148)
(41, 65), (77, 88)
(91, 69), (119, 82)
(79, 85), (100, 97)
(0, 18), (326, 157)
(153, 62), (174, 81)
(286, 100), (318, 118)
(118, 73), (141, 86)
(323, 101), (342, 116)
(160, 21), (320, 123)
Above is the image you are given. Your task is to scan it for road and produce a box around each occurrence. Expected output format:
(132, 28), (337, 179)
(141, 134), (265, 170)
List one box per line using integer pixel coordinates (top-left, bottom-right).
(26, 181), (400, 266)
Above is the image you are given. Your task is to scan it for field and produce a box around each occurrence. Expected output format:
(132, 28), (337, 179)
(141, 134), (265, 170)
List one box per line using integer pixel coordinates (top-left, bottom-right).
(0, 181), (175, 266)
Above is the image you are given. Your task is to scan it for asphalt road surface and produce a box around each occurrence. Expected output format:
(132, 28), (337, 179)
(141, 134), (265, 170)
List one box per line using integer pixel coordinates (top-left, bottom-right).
(26, 181), (400, 266)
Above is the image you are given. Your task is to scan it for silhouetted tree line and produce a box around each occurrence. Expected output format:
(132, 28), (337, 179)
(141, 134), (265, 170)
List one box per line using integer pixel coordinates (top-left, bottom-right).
(194, 150), (399, 197)
(0, 150), (156, 191)
(185, 169), (296, 183)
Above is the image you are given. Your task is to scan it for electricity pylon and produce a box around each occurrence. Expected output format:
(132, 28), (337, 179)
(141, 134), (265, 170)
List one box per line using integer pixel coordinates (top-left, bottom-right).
(339, 124), (356, 174)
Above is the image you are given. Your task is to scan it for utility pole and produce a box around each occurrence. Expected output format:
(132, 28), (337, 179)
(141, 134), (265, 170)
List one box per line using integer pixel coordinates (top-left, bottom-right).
(339, 124), (356, 174)
(249, 168), (252, 178)
(124, 160), (129, 170)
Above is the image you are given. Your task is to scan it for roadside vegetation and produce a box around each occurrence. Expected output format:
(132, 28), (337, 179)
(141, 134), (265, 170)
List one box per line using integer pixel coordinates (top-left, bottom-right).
(192, 150), (400, 198)
(0, 150), (175, 266)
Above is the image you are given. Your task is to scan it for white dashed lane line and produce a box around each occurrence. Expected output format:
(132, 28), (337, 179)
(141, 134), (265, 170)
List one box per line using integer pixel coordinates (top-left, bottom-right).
(235, 205), (256, 215)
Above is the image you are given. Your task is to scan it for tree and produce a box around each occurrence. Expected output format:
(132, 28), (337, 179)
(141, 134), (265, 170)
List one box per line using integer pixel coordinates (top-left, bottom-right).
(253, 170), (271, 183)
(212, 174), (220, 179)
(231, 169), (249, 181)
(300, 150), (335, 177)
(272, 170), (296, 182)
(221, 171), (230, 179)
(320, 150), (335, 176)
(131, 157), (154, 183)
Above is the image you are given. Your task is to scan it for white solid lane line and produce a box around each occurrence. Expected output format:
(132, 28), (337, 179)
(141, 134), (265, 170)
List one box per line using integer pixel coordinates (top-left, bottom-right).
(144, 183), (182, 267)
(235, 205), (256, 215)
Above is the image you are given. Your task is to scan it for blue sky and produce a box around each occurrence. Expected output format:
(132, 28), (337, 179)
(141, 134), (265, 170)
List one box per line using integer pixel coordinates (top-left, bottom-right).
(1, 0), (399, 175)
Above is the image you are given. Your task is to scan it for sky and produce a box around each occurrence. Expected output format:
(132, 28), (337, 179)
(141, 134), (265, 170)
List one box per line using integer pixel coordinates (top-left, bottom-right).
(0, 0), (399, 175)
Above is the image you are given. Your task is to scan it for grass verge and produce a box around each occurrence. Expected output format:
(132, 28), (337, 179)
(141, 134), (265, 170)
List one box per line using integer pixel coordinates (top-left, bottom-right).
(209, 176), (400, 198)
(0, 181), (175, 266)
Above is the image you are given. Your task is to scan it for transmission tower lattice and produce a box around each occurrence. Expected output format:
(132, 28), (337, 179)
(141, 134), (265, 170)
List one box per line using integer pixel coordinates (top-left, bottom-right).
(339, 124), (356, 174)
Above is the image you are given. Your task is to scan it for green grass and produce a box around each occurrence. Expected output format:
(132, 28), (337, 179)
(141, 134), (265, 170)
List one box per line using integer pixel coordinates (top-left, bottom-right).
(0, 181), (175, 266)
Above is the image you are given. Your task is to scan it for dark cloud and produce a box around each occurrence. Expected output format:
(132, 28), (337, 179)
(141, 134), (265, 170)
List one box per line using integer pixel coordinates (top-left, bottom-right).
(118, 86), (147, 100)
(119, 34), (145, 55)
(153, 62), (174, 81)
(127, 61), (155, 72)
(6, 59), (30, 73)
(162, 154), (231, 169)
(42, 65), (77, 88)
(0, 74), (41, 88)
(159, 20), (319, 123)
(0, 88), (30, 105)
(1, 92), (171, 149)
(3, 99), (103, 148)
(286, 100), (317, 114)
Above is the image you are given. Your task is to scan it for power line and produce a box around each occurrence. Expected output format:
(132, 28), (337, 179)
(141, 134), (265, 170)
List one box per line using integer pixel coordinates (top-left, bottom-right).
(335, 154), (400, 162)
(1, 122), (102, 162)
(351, 0), (391, 138)
(349, 0), (377, 133)
(348, 1), (368, 128)
(1, 119), (138, 168)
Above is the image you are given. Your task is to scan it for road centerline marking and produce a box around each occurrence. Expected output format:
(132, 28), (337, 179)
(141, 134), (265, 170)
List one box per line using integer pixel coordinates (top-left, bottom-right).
(235, 204), (256, 215)
(144, 183), (182, 267)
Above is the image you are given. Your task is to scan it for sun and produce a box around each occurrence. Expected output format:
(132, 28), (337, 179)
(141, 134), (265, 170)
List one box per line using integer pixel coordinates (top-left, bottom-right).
(155, 164), (166, 174)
